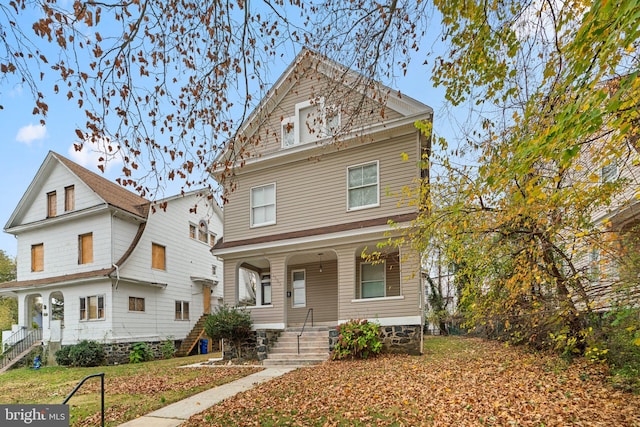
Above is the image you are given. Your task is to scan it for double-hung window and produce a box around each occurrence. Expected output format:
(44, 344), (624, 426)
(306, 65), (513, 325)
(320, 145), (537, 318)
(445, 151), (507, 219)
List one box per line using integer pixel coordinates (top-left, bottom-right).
(250, 183), (276, 227)
(80, 295), (105, 320)
(281, 99), (341, 148)
(129, 297), (145, 312)
(360, 262), (386, 298)
(175, 301), (189, 320)
(347, 161), (379, 210)
(601, 162), (617, 183)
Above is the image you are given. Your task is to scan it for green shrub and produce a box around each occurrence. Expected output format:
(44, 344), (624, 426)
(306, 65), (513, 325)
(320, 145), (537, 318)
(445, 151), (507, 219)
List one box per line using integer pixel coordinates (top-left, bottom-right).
(54, 346), (72, 366)
(161, 337), (175, 359)
(593, 307), (640, 392)
(204, 305), (253, 359)
(55, 341), (105, 367)
(332, 319), (382, 360)
(129, 342), (154, 363)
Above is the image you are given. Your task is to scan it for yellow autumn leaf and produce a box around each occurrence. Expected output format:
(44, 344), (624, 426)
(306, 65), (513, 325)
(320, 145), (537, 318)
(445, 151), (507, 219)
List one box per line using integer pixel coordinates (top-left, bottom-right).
(633, 337), (640, 346)
(400, 152), (409, 161)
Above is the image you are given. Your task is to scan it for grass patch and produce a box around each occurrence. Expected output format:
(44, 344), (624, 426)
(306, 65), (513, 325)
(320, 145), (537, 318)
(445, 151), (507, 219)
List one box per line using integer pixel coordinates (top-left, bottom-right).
(0, 353), (262, 426)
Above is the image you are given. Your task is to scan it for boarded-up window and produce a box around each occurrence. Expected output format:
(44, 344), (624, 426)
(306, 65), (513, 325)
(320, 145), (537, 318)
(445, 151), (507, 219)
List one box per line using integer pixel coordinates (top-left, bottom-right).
(128, 297), (145, 312)
(47, 191), (57, 217)
(80, 295), (105, 320)
(152, 243), (166, 270)
(189, 224), (197, 239)
(31, 243), (44, 272)
(175, 300), (189, 320)
(78, 233), (93, 264)
(64, 185), (75, 211)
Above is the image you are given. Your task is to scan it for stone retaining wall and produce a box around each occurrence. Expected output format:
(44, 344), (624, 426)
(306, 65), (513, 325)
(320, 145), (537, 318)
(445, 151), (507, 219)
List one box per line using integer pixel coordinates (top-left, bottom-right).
(256, 330), (281, 361)
(379, 325), (422, 355)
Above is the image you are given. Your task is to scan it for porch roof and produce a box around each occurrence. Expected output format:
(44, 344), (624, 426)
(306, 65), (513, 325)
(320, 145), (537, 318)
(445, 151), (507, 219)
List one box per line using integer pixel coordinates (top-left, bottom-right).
(0, 268), (115, 291)
(212, 213), (416, 252)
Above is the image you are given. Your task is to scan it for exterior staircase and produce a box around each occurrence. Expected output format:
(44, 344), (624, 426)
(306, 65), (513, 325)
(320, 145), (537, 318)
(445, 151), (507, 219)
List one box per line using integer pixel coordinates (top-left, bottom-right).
(175, 314), (209, 357)
(262, 326), (330, 367)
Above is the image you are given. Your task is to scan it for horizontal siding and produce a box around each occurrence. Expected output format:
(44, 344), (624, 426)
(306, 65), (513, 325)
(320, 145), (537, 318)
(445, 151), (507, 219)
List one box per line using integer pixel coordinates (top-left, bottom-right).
(21, 161), (104, 224)
(224, 131), (420, 242)
(18, 281), (114, 345)
(119, 195), (222, 331)
(337, 243), (421, 322)
(355, 254), (400, 299)
(242, 69), (404, 159)
(16, 211), (114, 280)
(286, 260), (338, 324)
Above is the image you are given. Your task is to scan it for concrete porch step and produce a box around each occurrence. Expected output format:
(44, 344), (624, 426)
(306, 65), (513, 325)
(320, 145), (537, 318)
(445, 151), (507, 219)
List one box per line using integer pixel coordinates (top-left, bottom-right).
(262, 353), (329, 367)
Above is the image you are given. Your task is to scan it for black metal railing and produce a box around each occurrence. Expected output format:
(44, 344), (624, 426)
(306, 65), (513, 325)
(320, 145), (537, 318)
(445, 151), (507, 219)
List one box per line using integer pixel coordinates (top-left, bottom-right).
(297, 308), (314, 354)
(63, 373), (105, 427)
(0, 328), (42, 370)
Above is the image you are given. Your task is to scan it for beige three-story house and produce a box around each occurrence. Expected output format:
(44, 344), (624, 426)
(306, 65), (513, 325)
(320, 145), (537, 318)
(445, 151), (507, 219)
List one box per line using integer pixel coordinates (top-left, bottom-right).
(211, 49), (432, 360)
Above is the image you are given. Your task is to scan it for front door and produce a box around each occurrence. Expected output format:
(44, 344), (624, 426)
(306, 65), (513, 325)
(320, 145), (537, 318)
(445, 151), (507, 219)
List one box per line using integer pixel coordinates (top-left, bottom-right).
(292, 270), (306, 308)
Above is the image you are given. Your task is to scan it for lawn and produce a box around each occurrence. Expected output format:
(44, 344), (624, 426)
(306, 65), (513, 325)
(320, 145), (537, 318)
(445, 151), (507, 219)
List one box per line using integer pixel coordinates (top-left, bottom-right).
(185, 337), (640, 426)
(0, 353), (262, 426)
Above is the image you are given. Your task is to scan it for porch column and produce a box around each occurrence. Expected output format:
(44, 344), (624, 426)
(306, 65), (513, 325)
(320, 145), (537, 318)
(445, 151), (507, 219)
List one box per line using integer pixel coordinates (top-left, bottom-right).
(266, 254), (287, 328)
(335, 247), (356, 323)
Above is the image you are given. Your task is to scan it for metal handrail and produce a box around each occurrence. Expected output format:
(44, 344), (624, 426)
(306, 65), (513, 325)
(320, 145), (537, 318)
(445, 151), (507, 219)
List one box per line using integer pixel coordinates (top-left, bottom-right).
(297, 308), (314, 354)
(63, 373), (105, 427)
(0, 329), (42, 370)
(2, 326), (27, 351)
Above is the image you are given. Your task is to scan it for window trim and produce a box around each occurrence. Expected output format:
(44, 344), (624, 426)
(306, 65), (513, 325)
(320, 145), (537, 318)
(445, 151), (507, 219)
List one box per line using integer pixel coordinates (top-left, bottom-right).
(47, 191), (57, 218)
(78, 232), (93, 265)
(250, 183), (276, 228)
(151, 242), (166, 271)
(80, 295), (105, 321)
(360, 261), (386, 299)
(175, 300), (190, 321)
(601, 162), (617, 183)
(64, 185), (75, 212)
(281, 116), (296, 148)
(291, 269), (306, 308)
(347, 160), (380, 211)
(128, 296), (145, 313)
(31, 243), (44, 272)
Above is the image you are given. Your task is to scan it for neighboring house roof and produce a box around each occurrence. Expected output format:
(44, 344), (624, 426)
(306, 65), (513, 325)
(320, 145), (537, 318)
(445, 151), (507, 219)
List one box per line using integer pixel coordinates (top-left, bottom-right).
(52, 152), (150, 218)
(4, 151), (150, 231)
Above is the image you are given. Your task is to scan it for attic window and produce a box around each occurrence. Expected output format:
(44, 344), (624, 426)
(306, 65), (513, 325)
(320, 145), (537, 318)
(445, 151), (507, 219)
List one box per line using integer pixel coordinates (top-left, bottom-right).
(64, 185), (75, 211)
(47, 191), (57, 217)
(281, 99), (341, 148)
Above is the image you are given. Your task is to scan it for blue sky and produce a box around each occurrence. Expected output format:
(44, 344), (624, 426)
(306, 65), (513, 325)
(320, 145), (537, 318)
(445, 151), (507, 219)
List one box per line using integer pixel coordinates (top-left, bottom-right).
(0, 9), (455, 259)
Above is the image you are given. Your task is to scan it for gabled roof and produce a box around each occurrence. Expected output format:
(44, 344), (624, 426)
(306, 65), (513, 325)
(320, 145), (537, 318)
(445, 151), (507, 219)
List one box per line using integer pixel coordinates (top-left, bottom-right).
(214, 48), (432, 168)
(53, 152), (149, 218)
(5, 151), (149, 230)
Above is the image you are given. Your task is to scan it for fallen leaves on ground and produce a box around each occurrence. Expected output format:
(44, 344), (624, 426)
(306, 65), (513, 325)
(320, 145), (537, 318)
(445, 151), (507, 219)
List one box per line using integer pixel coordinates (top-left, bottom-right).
(185, 337), (640, 427)
(75, 366), (261, 426)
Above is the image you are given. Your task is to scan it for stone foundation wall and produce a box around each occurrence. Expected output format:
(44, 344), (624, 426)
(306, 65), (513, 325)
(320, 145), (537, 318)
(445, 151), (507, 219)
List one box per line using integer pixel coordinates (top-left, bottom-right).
(103, 341), (175, 364)
(256, 330), (281, 361)
(329, 324), (422, 356)
(222, 331), (257, 361)
(379, 325), (422, 355)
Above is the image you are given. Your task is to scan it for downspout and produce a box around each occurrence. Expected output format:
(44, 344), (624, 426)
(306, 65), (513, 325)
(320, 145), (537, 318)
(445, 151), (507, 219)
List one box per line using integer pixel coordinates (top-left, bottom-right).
(112, 264), (120, 290)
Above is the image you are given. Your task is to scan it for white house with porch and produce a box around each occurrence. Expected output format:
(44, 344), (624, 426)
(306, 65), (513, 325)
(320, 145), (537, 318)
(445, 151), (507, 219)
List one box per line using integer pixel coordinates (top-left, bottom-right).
(0, 151), (223, 363)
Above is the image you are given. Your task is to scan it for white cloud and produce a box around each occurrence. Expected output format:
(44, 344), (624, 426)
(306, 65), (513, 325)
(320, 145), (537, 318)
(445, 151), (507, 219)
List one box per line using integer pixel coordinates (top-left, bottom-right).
(15, 124), (47, 145)
(68, 138), (123, 173)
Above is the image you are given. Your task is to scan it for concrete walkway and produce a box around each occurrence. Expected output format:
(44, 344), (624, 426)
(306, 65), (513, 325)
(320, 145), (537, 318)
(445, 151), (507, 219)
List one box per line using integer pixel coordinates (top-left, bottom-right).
(118, 366), (297, 427)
